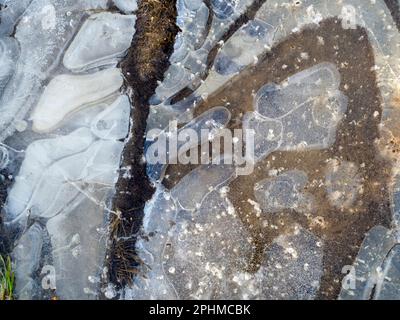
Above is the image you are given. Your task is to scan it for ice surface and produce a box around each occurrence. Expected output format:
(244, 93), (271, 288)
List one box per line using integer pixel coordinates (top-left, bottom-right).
(254, 0), (400, 140)
(134, 168), (322, 300)
(128, 187), (254, 300)
(256, 225), (324, 300)
(7, 123), (126, 298)
(9, 129), (125, 298)
(31, 68), (124, 133)
(125, 187), (178, 300)
(0, 37), (20, 96)
(146, 106), (231, 181)
(242, 63), (347, 163)
(151, 63), (347, 163)
(0, 0), (33, 36)
(12, 223), (44, 300)
(163, 191), (253, 299)
(5, 128), (95, 223)
(213, 18), (275, 77)
(279, 92), (347, 151)
(254, 170), (314, 214)
(149, 0), (258, 115)
(23, 139), (122, 220)
(339, 226), (397, 300)
(242, 112), (282, 162)
(2, 0), (399, 301)
(0, 0), (110, 141)
(113, 0), (138, 13)
(171, 163), (235, 211)
(141, 0), (400, 301)
(392, 174), (400, 230)
(374, 245), (400, 300)
(91, 95), (131, 140)
(46, 189), (109, 300)
(63, 13), (136, 72)
(1, 0), (133, 300)
(151, 0), (400, 131)
(325, 159), (363, 210)
(255, 63), (341, 119)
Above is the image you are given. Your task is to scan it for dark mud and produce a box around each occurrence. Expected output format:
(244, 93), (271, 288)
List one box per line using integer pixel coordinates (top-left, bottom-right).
(164, 18), (394, 300)
(106, 0), (179, 289)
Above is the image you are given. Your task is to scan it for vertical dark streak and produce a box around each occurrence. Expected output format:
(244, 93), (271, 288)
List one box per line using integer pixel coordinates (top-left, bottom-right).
(385, 0), (400, 30)
(106, 0), (179, 290)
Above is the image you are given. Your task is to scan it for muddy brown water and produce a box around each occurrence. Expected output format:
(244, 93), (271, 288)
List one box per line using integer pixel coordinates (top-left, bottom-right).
(164, 18), (394, 299)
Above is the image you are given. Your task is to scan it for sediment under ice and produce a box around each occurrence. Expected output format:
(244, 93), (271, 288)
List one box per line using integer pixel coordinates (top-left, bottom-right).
(128, 180), (324, 299)
(254, 170), (314, 214)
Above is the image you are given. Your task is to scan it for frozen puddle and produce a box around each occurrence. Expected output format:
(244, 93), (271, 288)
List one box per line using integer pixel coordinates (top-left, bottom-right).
(0, 1), (137, 299)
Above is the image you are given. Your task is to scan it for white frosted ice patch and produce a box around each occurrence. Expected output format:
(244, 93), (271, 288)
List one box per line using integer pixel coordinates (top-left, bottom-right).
(31, 68), (124, 133)
(6, 129), (123, 227)
(64, 12), (136, 72)
(0, 37), (20, 95)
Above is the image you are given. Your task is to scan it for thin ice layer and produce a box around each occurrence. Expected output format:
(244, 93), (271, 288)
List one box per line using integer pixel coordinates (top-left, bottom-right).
(63, 12), (136, 72)
(0, 0), (109, 142)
